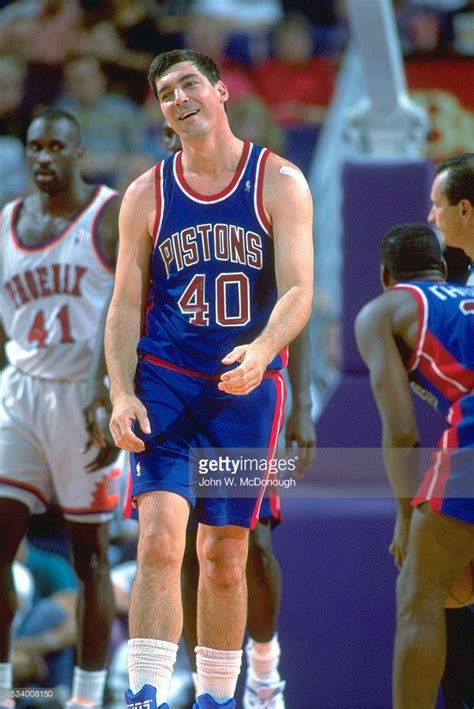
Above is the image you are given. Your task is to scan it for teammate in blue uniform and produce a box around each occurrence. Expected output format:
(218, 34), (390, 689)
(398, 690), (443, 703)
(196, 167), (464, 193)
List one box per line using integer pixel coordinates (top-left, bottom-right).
(105, 49), (314, 709)
(427, 152), (474, 709)
(355, 223), (474, 709)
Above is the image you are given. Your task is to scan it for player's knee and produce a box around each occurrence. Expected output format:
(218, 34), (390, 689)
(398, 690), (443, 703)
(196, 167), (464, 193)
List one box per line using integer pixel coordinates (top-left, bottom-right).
(199, 539), (247, 590)
(69, 522), (110, 579)
(137, 526), (183, 574)
(73, 544), (110, 582)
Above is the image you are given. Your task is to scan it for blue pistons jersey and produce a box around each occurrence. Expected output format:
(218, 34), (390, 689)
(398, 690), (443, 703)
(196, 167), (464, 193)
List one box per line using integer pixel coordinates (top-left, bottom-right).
(394, 281), (474, 524)
(394, 281), (474, 415)
(137, 141), (287, 375)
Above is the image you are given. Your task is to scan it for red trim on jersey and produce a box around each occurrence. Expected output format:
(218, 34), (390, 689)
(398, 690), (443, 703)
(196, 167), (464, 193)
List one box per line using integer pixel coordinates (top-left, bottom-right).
(250, 371), (286, 530)
(11, 187), (102, 252)
(269, 493), (282, 520)
(152, 161), (164, 247)
(417, 331), (472, 400)
(255, 149), (272, 235)
(91, 188), (120, 273)
(412, 400), (461, 512)
(143, 353), (221, 380)
(0, 476), (48, 507)
(175, 141), (251, 202)
(392, 284), (426, 370)
(142, 353), (284, 381)
(280, 345), (289, 369)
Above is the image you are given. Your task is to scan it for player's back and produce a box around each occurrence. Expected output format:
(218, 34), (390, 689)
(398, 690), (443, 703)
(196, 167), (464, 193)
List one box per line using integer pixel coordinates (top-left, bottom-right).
(395, 280), (474, 416)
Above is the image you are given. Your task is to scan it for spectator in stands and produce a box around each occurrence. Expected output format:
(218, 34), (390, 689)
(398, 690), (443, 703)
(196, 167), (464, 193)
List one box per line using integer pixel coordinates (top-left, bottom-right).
(252, 13), (336, 130)
(0, 55), (31, 203)
(183, 13), (256, 105)
(13, 538), (78, 703)
(228, 95), (284, 153)
(55, 55), (146, 187)
(74, 0), (161, 104)
(0, 55), (30, 143)
(0, 2), (83, 110)
(251, 13), (337, 173)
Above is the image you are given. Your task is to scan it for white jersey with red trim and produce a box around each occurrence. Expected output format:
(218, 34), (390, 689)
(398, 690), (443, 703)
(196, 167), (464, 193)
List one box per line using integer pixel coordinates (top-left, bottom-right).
(0, 185), (117, 380)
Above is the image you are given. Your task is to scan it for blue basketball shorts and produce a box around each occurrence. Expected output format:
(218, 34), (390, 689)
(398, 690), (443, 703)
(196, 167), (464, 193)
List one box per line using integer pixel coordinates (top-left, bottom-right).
(413, 395), (474, 525)
(130, 356), (286, 529)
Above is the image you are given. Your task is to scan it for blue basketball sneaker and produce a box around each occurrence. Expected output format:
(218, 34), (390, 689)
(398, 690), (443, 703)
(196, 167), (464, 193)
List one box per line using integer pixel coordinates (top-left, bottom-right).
(125, 684), (169, 709)
(193, 695), (236, 709)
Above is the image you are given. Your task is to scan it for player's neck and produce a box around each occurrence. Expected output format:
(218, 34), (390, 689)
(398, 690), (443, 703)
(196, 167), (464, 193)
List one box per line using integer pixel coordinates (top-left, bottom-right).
(180, 128), (244, 179)
(463, 230), (474, 260)
(38, 179), (95, 216)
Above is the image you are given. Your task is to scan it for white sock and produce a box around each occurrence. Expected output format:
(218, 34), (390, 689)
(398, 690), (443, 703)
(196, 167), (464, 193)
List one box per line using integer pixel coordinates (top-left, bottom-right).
(128, 638), (178, 705)
(195, 646), (242, 703)
(70, 667), (107, 706)
(0, 663), (13, 705)
(245, 635), (281, 684)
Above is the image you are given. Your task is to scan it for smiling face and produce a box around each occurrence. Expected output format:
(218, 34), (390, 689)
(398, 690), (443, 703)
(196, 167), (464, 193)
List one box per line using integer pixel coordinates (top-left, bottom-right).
(26, 116), (82, 195)
(155, 61), (228, 140)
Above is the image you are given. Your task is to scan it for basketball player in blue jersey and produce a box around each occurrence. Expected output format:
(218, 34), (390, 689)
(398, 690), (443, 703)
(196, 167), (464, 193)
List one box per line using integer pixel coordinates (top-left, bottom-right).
(0, 109), (121, 709)
(355, 223), (474, 709)
(161, 123), (316, 709)
(105, 49), (314, 709)
(427, 153), (474, 709)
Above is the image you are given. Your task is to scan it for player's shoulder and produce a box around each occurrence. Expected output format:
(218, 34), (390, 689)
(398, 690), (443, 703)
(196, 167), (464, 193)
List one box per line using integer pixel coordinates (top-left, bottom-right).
(263, 152), (308, 188)
(356, 288), (418, 332)
(121, 164), (160, 211)
(261, 152), (311, 217)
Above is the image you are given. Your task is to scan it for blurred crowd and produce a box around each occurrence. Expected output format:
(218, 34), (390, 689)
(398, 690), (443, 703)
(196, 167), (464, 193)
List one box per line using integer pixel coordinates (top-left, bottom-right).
(0, 0), (471, 208)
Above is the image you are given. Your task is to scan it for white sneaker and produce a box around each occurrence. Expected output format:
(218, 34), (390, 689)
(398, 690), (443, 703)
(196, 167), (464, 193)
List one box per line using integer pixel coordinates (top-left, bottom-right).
(242, 680), (286, 708)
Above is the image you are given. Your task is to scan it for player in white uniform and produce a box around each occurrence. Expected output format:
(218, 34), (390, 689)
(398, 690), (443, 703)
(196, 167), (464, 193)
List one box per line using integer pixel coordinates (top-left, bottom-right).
(0, 109), (120, 709)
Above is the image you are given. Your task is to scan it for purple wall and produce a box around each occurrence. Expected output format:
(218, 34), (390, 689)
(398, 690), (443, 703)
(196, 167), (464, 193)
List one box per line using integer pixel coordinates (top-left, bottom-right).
(270, 159), (445, 707)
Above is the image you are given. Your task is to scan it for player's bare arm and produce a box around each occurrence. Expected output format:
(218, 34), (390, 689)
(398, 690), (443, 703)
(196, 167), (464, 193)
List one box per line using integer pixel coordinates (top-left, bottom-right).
(105, 169), (156, 452)
(286, 324), (316, 475)
(82, 196), (121, 468)
(355, 291), (420, 568)
(219, 156), (314, 395)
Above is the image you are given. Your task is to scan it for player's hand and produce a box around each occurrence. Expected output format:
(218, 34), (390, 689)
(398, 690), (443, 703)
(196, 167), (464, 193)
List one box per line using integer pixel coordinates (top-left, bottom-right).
(218, 344), (269, 395)
(109, 394), (151, 452)
(82, 377), (111, 449)
(285, 405), (316, 477)
(82, 379), (119, 472)
(388, 512), (411, 570)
